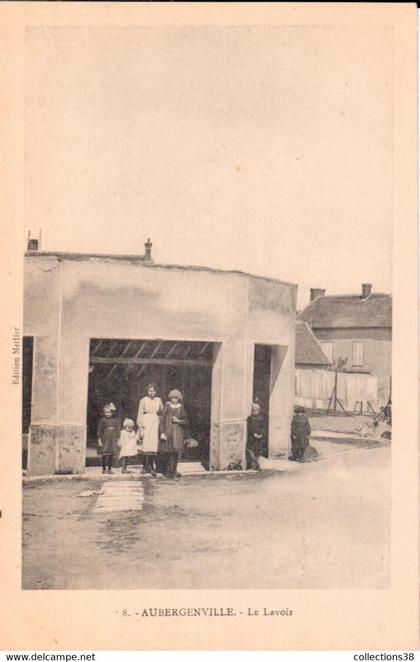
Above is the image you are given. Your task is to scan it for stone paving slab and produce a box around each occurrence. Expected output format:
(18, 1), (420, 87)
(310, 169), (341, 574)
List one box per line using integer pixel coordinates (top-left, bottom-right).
(91, 480), (145, 513)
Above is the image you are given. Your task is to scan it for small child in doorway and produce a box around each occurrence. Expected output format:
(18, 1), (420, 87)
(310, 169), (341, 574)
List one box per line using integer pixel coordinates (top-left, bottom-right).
(118, 418), (140, 473)
(97, 402), (119, 474)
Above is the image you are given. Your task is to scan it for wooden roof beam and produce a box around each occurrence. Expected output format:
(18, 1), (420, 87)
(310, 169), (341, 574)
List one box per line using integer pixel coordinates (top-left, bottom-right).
(107, 364), (119, 380)
(199, 342), (211, 356)
(120, 342), (133, 358)
(105, 341), (120, 357)
(165, 343), (179, 359)
(91, 340), (103, 356)
(91, 356), (212, 367)
(133, 342), (147, 358)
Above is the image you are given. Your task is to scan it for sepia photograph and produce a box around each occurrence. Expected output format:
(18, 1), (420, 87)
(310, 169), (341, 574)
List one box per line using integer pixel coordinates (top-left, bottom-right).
(22, 22), (393, 592)
(0, 1), (417, 652)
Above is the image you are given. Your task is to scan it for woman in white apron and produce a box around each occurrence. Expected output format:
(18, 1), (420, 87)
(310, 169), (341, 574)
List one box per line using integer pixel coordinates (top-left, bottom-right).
(137, 383), (163, 475)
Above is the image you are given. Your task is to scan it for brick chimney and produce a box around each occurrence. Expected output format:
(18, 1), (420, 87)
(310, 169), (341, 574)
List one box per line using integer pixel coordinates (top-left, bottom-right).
(361, 283), (372, 298)
(27, 231), (39, 252)
(310, 288), (326, 302)
(144, 238), (153, 261)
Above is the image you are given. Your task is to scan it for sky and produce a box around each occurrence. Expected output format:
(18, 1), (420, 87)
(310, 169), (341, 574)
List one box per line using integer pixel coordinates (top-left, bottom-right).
(25, 25), (393, 308)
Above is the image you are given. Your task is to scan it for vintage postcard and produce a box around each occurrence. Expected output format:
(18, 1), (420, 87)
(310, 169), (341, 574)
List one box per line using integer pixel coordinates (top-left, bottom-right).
(0, 1), (418, 652)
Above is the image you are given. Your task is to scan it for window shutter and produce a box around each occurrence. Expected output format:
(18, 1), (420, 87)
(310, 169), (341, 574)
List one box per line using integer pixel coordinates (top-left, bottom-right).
(322, 342), (334, 362)
(352, 342), (363, 367)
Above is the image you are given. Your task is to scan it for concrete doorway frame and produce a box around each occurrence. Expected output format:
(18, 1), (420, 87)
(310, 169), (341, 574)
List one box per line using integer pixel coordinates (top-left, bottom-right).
(86, 337), (218, 468)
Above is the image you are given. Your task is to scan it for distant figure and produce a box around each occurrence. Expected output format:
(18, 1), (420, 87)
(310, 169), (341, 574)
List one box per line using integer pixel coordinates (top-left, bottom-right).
(383, 399), (392, 426)
(97, 402), (119, 474)
(158, 389), (189, 480)
(374, 403), (392, 440)
(137, 383), (164, 476)
(289, 406), (318, 462)
(246, 402), (265, 470)
(117, 418), (140, 473)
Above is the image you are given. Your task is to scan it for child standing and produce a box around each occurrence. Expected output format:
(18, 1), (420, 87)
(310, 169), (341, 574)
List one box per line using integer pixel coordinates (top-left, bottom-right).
(289, 406), (311, 461)
(158, 389), (188, 480)
(246, 402), (266, 470)
(118, 418), (140, 473)
(97, 402), (120, 474)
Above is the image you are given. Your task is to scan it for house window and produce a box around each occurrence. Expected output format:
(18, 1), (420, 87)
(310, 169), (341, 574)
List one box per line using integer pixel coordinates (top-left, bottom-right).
(352, 341), (364, 367)
(321, 342), (334, 363)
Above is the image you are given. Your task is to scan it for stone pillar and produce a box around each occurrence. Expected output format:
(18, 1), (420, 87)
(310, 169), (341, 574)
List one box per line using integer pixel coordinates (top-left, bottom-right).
(28, 424), (86, 475)
(210, 337), (254, 470)
(27, 334), (59, 475)
(27, 333), (89, 476)
(268, 345), (294, 457)
(55, 334), (90, 474)
(209, 344), (223, 471)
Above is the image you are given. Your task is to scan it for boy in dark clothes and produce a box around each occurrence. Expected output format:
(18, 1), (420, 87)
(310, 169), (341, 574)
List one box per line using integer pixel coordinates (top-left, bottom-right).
(289, 406), (311, 461)
(246, 402), (266, 470)
(97, 402), (120, 474)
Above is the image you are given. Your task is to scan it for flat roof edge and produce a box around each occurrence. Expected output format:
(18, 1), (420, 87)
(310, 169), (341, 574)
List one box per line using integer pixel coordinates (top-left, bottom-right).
(24, 251), (297, 288)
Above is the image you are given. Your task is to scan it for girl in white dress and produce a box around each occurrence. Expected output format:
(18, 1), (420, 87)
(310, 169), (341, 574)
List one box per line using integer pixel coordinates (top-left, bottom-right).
(117, 418), (140, 473)
(137, 383), (163, 476)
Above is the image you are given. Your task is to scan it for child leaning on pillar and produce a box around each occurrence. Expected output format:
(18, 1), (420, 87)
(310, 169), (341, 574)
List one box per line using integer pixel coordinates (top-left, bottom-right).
(246, 402), (266, 470)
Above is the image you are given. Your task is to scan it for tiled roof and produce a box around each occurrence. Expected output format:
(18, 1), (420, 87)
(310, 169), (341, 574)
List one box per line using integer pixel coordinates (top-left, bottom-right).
(295, 321), (332, 366)
(298, 293), (392, 329)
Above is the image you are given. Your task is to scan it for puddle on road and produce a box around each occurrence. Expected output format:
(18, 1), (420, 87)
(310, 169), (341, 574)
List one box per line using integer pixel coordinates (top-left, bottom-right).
(96, 513), (144, 553)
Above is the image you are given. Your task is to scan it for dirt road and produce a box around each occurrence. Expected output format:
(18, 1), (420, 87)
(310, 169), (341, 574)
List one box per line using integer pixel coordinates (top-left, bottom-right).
(22, 439), (390, 590)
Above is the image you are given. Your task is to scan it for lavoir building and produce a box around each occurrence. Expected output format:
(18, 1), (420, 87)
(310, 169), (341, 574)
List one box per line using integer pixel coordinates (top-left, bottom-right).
(23, 241), (297, 475)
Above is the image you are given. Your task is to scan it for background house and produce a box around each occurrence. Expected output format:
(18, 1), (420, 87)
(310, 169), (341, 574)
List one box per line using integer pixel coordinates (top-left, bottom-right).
(295, 321), (332, 371)
(294, 321), (333, 410)
(298, 284), (391, 406)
